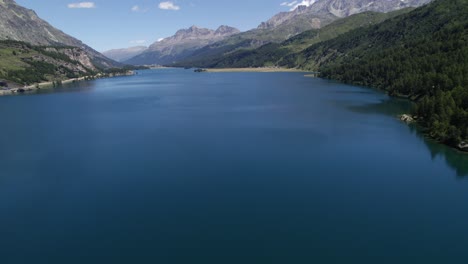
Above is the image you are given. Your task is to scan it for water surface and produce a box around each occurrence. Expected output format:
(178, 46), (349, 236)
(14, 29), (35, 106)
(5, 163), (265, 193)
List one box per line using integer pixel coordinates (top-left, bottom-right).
(1, 69), (467, 263)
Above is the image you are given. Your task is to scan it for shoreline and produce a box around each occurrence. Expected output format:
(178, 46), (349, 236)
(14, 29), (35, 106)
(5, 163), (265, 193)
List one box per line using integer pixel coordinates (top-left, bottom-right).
(0, 71), (135, 96)
(316, 75), (467, 154)
(399, 114), (468, 154)
(205, 67), (467, 153)
(3, 67), (464, 154)
(205, 67), (309, 73)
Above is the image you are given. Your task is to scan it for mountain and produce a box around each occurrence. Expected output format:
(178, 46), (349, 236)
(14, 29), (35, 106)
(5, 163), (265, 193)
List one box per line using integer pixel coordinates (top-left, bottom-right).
(257, 5), (335, 37)
(103, 46), (148, 62)
(0, 0), (119, 69)
(295, 0), (468, 146)
(124, 25), (240, 65)
(0, 40), (98, 86)
(170, 0), (432, 68)
(260, 0), (432, 31)
(125, 0), (432, 66)
(173, 8), (414, 68)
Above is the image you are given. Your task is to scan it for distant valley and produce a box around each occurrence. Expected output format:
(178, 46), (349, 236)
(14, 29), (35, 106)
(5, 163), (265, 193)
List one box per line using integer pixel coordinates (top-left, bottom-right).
(102, 46), (148, 63)
(106, 0), (468, 150)
(113, 0), (432, 66)
(1, 0), (467, 150)
(2, 1), (468, 261)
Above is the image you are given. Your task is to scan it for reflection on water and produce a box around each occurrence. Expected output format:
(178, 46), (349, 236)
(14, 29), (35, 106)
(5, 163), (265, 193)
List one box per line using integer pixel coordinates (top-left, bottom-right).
(349, 97), (414, 116)
(356, 97), (468, 177)
(2, 71), (468, 263)
(408, 125), (468, 177)
(21, 80), (96, 96)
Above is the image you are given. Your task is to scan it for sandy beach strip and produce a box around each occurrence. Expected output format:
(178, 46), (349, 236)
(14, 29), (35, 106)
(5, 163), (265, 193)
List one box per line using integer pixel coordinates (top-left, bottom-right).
(205, 68), (309, 73)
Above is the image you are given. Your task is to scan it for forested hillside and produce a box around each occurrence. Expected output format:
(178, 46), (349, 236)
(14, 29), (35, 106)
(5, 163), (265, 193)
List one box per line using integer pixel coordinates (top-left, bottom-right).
(294, 0), (467, 146)
(190, 0), (467, 148)
(0, 40), (133, 86)
(0, 40), (98, 85)
(178, 9), (412, 68)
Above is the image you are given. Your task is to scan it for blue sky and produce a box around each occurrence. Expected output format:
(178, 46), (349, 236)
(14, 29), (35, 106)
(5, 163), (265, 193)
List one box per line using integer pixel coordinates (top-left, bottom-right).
(14, 0), (306, 52)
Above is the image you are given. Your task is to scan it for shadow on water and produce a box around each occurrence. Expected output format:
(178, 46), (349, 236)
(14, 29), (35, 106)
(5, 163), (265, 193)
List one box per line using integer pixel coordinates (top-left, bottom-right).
(408, 125), (468, 178)
(348, 97), (414, 116)
(353, 97), (468, 177)
(26, 80), (95, 96)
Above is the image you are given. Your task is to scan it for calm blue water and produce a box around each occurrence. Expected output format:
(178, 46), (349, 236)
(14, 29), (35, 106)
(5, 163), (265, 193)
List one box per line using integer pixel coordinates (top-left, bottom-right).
(1, 69), (468, 263)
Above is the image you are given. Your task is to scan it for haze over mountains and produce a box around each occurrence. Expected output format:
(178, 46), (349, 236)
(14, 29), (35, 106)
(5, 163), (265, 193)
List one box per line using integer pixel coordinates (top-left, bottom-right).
(102, 46), (148, 63)
(109, 0), (432, 66)
(122, 25), (240, 65)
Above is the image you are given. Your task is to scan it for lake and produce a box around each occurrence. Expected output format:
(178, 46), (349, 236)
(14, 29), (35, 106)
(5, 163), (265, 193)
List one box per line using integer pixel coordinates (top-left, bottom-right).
(1, 69), (467, 263)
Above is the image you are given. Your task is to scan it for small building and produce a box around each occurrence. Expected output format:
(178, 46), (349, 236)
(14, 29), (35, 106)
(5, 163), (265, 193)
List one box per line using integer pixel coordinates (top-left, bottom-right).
(0, 81), (8, 88)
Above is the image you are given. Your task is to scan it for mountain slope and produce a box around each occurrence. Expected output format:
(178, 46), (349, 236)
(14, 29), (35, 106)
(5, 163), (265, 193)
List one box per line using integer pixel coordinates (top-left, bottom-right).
(261, 0), (432, 31)
(170, 0), (432, 68)
(175, 9), (413, 68)
(103, 46), (147, 62)
(125, 0), (432, 66)
(0, 40), (97, 86)
(124, 25), (240, 65)
(0, 0), (119, 69)
(296, 0), (468, 146)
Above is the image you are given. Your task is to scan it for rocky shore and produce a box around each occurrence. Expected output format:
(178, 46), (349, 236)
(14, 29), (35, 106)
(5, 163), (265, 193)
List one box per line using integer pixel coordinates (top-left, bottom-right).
(458, 142), (468, 152)
(399, 114), (468, 153)
(399, 114), (415, 123)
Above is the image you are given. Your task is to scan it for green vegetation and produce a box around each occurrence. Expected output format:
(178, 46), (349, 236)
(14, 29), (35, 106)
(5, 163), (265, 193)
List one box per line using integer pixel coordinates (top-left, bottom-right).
(171, 39), (255, 68)
(104, 65), (147, 75)
(0, 40), (33, 72)
(0, 40), (96, 85)
(175, 9), (413, 68)
(188, 0), (467, 148)
(297, 0), (468, 147)
(33, 47), (80, 64)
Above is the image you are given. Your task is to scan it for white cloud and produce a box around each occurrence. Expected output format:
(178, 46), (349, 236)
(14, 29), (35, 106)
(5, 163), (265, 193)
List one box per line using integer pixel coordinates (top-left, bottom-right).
(281, 1), (298, 7)
(158, 1), (180, 11)
(281, 0), (316, 11)
(67, 2), (96, 9)
(157, 38), (165, 42)
(131, 5), (148, 12)
(130, 40), (147, 44)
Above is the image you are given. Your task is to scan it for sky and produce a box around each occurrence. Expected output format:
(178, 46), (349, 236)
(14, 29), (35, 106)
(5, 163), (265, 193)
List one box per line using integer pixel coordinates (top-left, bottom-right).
(14, 0), (316, 52)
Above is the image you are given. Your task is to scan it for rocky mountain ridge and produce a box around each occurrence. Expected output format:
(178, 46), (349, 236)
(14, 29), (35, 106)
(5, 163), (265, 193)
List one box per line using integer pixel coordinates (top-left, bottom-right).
(259, 0), (433, 31)
(125, 25), (240, 65)
(0, 40), (96, 86)
(156, 25), (240, 44)
(177, 8), (414, 69)
(125, 0), (432, 66)
(0, 0), (119, 68)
